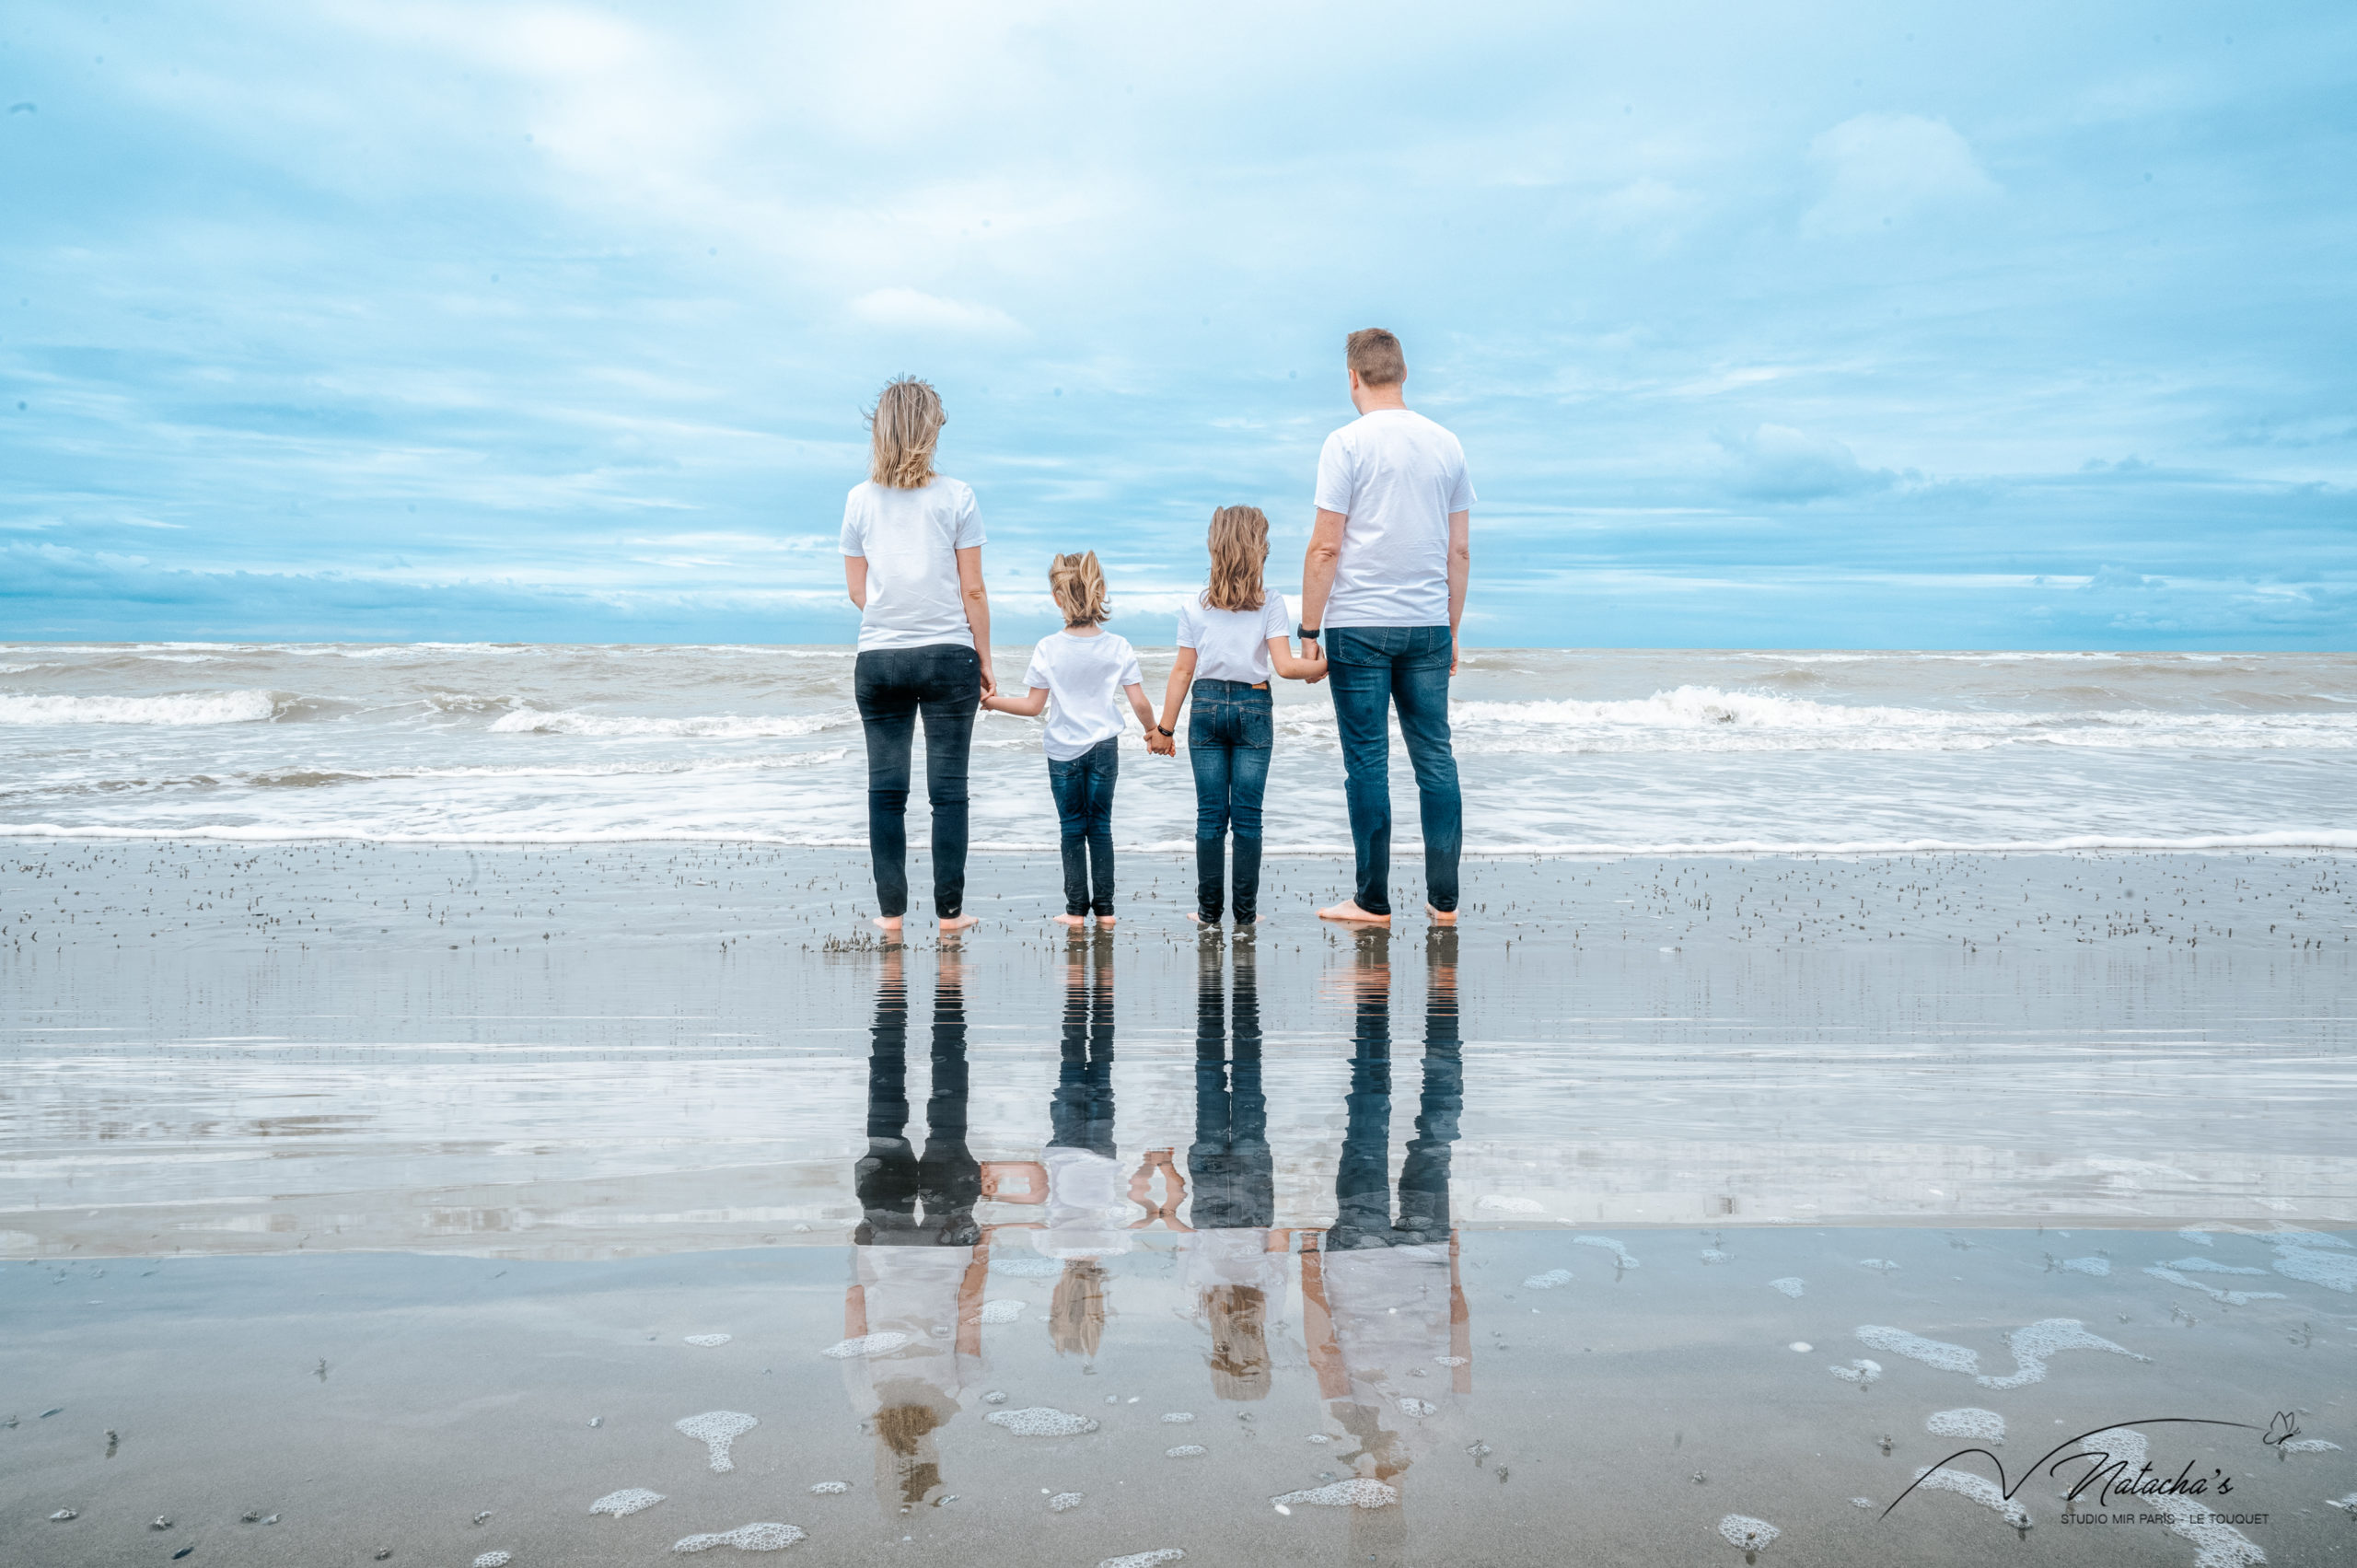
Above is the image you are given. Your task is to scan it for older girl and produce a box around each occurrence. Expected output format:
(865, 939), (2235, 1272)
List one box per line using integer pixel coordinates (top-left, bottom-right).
(1150, 506), (1326, 925)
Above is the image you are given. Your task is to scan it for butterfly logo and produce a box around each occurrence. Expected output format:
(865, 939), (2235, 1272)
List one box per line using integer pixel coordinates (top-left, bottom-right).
(2261, 1411), (2302, 1446)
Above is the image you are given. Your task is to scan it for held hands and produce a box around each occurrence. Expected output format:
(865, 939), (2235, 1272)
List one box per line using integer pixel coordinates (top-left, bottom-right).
(1301, 646), (1329, 686)
(1144, 727), (1177, 758)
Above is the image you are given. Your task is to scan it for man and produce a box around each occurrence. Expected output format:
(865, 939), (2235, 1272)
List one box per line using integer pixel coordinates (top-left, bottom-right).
(1298, 328), (1472, 927)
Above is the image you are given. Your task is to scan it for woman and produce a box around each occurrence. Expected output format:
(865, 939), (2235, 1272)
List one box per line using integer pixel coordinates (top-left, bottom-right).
(842, 377), (993, 935)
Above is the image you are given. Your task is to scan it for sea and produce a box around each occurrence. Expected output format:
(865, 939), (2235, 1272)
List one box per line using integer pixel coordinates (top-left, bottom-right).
(5, 643), (2355, 854)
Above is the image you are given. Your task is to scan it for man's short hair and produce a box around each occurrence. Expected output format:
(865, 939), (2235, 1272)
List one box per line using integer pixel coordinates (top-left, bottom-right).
(1346, 328), (1406, 388)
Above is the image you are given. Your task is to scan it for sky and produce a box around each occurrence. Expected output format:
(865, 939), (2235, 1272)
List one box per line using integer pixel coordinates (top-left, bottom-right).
(3, 1), (2353, 648)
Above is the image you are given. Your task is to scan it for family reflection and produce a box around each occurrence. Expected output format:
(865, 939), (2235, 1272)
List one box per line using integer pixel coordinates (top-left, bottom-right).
(1182, 940), (1284, 1402)
(838, 934), (1469, 1529)
(842, 947), (984, 1515)
(1303, 931), (1469, 1550)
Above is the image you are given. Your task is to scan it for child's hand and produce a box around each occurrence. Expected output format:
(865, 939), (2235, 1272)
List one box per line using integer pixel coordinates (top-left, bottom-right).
(1302, 650), (1329, 686)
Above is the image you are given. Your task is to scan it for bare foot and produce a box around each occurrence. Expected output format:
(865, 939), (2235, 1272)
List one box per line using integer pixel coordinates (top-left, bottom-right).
(1053, 913), (1087, 929)
(1318, 900), (1391, 926)
(938, 913), (978, 935)
(872, 915), (903, 935)
(1096, 915), (1118, 929)
(1424, 903), (1458, 926)
(1186, 912), (1211, 925)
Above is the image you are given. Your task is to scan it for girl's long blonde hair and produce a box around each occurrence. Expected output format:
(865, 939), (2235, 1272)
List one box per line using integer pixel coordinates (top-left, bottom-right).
(1205, 505), (1269, 612)
(1049, 552), (1111, 627)
(1050, 1259), (1108, 1357)
(867, 376), (944, 489)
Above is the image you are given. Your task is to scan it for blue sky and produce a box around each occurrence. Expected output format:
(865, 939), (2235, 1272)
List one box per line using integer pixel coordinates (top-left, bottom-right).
(3, 1), (2353, 648)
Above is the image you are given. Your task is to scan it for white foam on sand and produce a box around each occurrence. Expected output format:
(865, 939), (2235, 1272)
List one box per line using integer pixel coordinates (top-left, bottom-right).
(1397, 1398), (1436, 1418)
(1768, 1277), (1805, 1298)
(993, 1256), (1062, 1278)
(807, 1482), (848, 1495)
(2176, 1227), (2215, 1247)
(1166, 1445), (1207, 1458)
(1829, 1358), (1882, 1386)
(475, 1554), (513, 1568)
(1159, 1411), (1196, 1423)
(1272, 1479), (1397, 1509)
(821, 1331), (913, 1359)
(672, 1523), (806, 1553)
(986, 1408), (1101, 1437)
(1050, 1493), (1084, 1512)
(975, 1300), (1025, 1324)
(2142, 1266), (2288, 1307)
(1860, 1259), (1901, 1273)
(2058, 1257), (2109, 1276)
(676, 1411), (760, 1472)
(1717, 1515), (1781, 1551)
(1978, 1319), (2149, 1390)
(1097, 1551), (1184, 1568)
(2271, 1246), (2357, 1292)
(1571, 1236), (1640, 1268)
(2280, 1439), (2340, 1453)
(591, 1489), (666, 1517)
(1699, 1249), (1731, 1264)
(2165, 1257), (2266, 1275)
(1522, 1269), (1572, 1289)
(1856, 1326), (1978, 1376)
(2075, 1428), (2261, 1567)
(1926, 1409), (2005, 1445)
(1911, 1467), (2030, 1528)
(685, 1333), (732, 1347)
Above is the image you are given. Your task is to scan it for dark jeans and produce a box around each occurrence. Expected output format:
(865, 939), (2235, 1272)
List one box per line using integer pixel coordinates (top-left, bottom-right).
(1051, 947), (1116, 1156)
(1188, 945), (1272, 1229)
(1046, 738), (1119, 917)
(853, 958), (980, 1248)
(1324, 625), (1461, 916)
(1327, 936), (1462, 1254)
(853, 644), (979, 919)
(1187, 679), (1272, 923)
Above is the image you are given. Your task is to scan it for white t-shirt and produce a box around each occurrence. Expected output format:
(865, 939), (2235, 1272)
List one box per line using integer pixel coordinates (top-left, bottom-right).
(1176, 592), (1292, 685)
(839, 476), (985, 653)
(1029, 1146), (1133, 1260)
(1311, 409), (1475, 628)
(1020, 631), (1143, 762)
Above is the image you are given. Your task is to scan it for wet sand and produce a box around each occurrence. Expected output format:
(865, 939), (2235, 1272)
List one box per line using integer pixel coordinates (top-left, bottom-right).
(4, 842), (2354, 1564)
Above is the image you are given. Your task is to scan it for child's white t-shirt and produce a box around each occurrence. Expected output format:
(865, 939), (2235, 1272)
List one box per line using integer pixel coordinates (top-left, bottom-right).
(1175, 592), (1293, 684)
(1022, 631), (1144, 761)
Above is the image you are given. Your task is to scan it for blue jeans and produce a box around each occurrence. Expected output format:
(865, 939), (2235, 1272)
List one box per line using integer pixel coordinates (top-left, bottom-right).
(853, 644), (979, 919)
(1187, 679), (1272, 923)
(1046, 738), (1120, 917)
(1324, 625), (1460, 916)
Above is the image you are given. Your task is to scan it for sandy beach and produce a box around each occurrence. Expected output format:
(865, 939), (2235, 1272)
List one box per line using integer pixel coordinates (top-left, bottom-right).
(6, 840), (2353, 1563)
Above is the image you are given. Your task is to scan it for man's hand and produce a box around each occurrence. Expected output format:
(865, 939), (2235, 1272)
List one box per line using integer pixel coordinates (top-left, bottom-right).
(1303, 651), (1329, 686)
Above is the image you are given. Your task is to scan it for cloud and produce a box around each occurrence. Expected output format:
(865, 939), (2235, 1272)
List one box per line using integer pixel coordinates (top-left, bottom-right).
(1714, 424), (1896, 502)
(847, 287), (1026, 339)
(1803, 112), (1999, 235)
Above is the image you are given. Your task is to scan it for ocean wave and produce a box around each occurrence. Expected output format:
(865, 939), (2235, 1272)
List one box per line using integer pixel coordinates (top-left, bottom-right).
(488, 707), (844, 739)
(241, 751), (848, 787)
(0, 690), (283, 726)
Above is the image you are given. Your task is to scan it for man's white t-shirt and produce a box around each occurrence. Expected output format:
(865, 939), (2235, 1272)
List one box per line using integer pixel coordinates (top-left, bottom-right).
(1311, 409), (1474, 628)
(839, 476), (985, 653)
(1021, 631), (1144, 761)
(1176, 593), (1293, 685)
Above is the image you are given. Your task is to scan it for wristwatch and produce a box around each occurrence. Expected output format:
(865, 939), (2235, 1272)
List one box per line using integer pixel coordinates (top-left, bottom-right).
(1299, 627), (1320, 641)
(1156, 725), (1174, 737)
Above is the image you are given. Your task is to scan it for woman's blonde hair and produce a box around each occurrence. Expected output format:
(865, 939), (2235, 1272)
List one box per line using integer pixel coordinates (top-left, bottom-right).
(1204, 505), (1270, 612)
(1048, 552), (1111, 627)
(1202, 1283), (1271, 1401)
(867, 376), (945, 489)
(1050, 1259), (1108, 1357)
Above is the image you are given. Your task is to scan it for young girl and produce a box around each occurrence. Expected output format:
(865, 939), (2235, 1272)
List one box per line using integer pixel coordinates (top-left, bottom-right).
(1150, 506), (1326, 925)
(983, 552), (1159, 928)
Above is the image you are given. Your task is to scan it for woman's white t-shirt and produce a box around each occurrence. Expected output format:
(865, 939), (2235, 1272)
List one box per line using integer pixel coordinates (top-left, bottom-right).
(839, 476), (985, 653)
(1020, 631), (1144, 761)
(1175, 592), (1292, 684)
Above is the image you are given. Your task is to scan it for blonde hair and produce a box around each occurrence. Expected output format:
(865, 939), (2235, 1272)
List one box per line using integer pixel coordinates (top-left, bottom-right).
(1202, 1283), (1271, 1400)
(1205, 506), (1270, 613)
(1048, 552), (1110, 627)
(1346, 327), (1406, 388)
(867, 376), (945, 489)
(1050, 1259), (1108, 1357)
